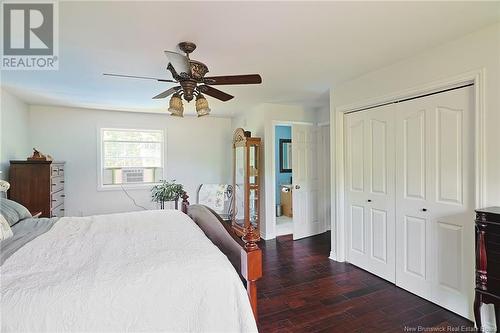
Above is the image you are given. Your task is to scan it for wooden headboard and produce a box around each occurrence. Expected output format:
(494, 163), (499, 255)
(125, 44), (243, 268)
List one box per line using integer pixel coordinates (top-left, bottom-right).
(180, 193), (262, 320)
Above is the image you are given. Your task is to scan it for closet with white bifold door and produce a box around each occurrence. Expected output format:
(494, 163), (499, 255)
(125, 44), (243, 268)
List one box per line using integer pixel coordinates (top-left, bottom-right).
(345, 85), (475, 319)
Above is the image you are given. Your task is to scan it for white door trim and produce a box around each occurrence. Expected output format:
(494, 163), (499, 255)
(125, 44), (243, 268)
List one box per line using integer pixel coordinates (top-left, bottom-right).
(267, 120), (314, 240)
(318, 123), (331, 232)
(331, 69), (486, 262)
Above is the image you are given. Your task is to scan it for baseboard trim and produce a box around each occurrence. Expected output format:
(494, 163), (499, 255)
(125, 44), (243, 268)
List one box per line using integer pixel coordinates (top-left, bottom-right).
(260, 231), (275, 241)
(329, 251), (340, 262)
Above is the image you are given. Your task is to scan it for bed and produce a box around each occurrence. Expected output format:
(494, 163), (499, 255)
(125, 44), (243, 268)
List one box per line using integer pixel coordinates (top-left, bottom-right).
(0, 194), (262, 332)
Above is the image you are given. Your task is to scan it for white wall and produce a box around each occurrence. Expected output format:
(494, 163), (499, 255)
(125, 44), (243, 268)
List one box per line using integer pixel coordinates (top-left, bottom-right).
(313, 104), (332, 232)
(0, 90), (30, 178)
(315, 104), (330, 125)
(318, 124), (331, 231)
(28, 105), (232, 216)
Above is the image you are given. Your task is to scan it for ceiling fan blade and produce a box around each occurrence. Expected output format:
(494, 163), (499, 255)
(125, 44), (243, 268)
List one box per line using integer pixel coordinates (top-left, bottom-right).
(152, 86), (181, 99)
(103, 73), (176, 83)
(164, 51), (190, 75)
(199, 85), (234, 102)
(203, 74), (262, 85)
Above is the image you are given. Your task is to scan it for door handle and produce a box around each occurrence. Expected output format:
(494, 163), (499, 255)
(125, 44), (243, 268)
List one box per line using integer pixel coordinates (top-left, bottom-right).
(367, 199), (372, 203)
(422, 208), (427, 212)
(295, 185), (301, 190)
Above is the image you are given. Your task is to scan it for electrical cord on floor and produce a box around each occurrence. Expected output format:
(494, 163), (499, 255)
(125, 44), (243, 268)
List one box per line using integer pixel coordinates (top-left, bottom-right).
(120, 185), (148, 210)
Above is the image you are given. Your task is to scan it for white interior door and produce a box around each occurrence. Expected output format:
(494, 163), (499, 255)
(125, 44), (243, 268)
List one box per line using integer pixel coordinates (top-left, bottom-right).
(345, 105), (396, 282)
(292, 124), (322, 240)
(395, 86), (474, 318)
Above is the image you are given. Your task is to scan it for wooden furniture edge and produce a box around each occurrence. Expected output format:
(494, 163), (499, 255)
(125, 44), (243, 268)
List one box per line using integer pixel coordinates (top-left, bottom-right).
(474, 208), (500, 330)
(180, 192), (263, 320)
(181, 191), (190, 214)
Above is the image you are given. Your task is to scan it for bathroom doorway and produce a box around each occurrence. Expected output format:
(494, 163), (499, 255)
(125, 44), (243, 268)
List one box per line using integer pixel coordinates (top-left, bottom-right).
(271, 119), (331, 240)
(275, 125), (293, 236)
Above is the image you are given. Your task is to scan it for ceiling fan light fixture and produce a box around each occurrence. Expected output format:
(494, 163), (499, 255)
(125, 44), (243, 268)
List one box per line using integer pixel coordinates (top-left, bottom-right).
(168, 93), (184, 117)
(195, 94), (211, 117)
(106, 42), (262, 115)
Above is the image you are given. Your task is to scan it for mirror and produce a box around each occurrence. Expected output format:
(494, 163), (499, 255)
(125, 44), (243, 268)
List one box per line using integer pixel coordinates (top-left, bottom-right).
(234, 146), (245, 227)
(249, 188), (258, 227)
(249, 145), (258, 185)
(279, 139), (292, 173)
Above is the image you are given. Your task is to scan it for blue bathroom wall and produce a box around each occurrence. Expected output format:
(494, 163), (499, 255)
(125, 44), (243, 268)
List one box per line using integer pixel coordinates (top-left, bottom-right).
(275, 125), (292, 203)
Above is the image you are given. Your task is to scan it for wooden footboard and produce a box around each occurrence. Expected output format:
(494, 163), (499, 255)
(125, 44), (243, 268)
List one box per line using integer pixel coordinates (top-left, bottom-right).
(180, 193), (262, 320)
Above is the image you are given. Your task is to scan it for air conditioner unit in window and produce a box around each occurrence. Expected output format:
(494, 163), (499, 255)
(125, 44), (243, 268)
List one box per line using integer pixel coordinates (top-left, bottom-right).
(122, 168), (144, 183)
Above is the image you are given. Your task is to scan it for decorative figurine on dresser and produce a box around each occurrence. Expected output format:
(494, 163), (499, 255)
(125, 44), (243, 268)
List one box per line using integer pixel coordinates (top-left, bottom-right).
(474, 207), (500, 331)
(231, 128), (261, 244)
(9, 149), (65, 218)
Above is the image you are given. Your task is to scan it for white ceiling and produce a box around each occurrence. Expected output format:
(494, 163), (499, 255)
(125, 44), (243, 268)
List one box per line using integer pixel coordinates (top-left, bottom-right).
(2, 1), (499, 116)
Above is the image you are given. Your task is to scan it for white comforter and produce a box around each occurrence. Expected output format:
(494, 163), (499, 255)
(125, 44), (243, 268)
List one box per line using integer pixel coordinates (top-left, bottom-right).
(1, 210), (258, 332)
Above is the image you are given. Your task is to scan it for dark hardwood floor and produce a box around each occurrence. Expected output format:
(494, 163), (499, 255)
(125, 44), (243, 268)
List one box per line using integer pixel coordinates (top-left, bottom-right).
(257, 232), (474, 333)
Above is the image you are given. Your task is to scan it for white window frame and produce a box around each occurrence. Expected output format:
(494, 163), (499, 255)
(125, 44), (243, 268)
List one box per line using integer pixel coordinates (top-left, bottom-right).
(97, 127), (166, 191)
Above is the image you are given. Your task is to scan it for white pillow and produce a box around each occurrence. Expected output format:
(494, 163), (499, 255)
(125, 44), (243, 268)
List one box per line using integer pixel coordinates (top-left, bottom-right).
(0, 214), (13, 240)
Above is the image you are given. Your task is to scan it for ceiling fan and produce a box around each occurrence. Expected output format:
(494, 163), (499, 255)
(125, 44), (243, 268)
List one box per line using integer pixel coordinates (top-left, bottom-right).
(103, 41), (262, 117)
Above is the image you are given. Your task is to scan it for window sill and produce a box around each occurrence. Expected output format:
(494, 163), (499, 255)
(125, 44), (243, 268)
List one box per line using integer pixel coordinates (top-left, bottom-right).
(97, 183), (159, 192)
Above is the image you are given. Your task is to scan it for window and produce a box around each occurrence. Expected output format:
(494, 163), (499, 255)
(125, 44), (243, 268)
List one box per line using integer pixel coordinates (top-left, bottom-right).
(99, 128), (164, 187)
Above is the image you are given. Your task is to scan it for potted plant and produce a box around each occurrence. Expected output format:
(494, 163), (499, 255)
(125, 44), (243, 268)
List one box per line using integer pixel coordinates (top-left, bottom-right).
(151, 180), (184, 209)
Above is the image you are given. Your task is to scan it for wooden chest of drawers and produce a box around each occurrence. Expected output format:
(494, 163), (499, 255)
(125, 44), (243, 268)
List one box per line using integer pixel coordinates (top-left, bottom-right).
(9, 160), (65, 218)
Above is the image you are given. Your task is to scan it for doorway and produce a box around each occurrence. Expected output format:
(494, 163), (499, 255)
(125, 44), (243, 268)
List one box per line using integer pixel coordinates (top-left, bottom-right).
(275, 125), (293, 236)
(271, 120), (331, 240)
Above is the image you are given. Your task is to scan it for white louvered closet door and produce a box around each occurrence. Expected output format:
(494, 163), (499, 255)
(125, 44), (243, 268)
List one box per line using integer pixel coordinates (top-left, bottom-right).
(394, 86), (474, 319)
(345, 104), (396, 283)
